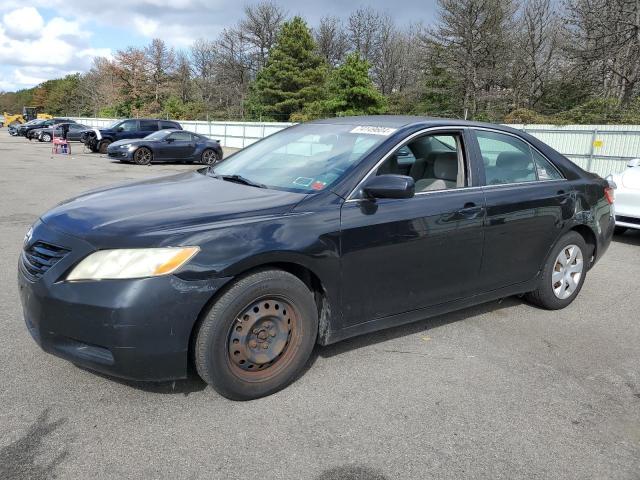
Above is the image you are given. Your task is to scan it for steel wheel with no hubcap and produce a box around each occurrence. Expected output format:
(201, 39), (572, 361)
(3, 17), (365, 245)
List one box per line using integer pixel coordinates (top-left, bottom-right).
(552, 244), (583, 299)
(227, 297), (297, 378)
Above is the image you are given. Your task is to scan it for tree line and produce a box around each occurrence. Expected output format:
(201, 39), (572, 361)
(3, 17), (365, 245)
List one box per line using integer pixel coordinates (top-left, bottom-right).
(1, 0), (639, 124)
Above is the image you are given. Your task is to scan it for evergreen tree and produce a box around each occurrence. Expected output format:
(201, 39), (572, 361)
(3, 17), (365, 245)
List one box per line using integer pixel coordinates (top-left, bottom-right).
(247, 17), (327, 120)
(301, 52), (386, 119)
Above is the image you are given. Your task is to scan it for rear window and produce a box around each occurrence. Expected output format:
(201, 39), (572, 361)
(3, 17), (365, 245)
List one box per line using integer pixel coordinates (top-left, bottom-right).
(160, 121), (180, 130)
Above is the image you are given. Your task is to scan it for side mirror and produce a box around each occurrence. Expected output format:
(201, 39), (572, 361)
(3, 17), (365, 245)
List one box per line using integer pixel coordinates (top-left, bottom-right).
(166, 137), (175, 143)
(362, 174), (415, 199)
(116, 126), (124, 132)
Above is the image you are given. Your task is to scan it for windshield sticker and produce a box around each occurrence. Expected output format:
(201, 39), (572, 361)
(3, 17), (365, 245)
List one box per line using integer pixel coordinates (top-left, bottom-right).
(311, 181), (327, 191)
(350, 126), (397, 136)
(293, 177), (313, 187)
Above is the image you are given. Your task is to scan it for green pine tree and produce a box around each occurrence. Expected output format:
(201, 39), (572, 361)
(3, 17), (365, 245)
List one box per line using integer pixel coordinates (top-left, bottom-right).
(302, 52), (386, 120)
(247, 17), (328, 121)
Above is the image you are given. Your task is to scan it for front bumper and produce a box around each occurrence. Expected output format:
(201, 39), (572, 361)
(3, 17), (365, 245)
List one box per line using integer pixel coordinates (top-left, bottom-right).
(18, 220), (231, 381)
(107, 148), (134, 160)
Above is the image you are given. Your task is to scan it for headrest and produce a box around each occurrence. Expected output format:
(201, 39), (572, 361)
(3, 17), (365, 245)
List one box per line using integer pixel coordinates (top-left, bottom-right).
(433, 152), (458, 181)
(496, 152), (531, 170)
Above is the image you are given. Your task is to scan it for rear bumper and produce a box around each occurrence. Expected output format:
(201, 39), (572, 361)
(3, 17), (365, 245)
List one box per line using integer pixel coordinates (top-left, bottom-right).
(18, 220), (231, 381)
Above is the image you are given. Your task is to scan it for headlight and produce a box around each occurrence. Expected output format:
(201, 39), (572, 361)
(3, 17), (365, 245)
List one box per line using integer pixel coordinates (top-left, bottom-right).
(119, 144), (132, 149)
(66, 247), (199, 281)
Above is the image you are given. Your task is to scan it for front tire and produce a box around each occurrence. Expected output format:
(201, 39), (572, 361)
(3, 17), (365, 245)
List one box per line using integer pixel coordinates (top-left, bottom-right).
(525, 231), (588, 310)
(98, 140), (111, 154)
(195, 269), (318, 400)
(133, 147), (153, 165)
(41, 133), (51, 142)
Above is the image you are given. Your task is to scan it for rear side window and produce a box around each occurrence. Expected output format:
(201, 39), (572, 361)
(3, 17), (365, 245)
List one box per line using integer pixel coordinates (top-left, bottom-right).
(532, 149), (564, 180)
(476, 131), (537, 185)
(140, 120), (159, 131)
(160, 121), (178, 130)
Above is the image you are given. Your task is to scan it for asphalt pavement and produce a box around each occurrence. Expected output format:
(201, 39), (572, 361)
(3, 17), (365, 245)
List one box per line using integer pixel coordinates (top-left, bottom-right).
(1, 134), (639, 479)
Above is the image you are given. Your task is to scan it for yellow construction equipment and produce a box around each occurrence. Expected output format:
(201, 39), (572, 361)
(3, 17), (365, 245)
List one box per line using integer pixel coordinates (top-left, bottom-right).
(1, 107), (52, 127)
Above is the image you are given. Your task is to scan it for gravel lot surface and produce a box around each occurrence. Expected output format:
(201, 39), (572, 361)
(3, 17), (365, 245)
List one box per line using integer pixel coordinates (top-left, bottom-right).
(1, 134), (639, 479)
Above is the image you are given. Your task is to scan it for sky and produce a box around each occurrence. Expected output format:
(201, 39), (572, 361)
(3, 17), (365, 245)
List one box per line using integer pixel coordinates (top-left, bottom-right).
(0, 0), (440, 92)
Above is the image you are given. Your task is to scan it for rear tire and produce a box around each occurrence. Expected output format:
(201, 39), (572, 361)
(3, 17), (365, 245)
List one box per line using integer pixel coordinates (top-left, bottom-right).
(614, 226), (627, 235)
(98, 140), (111, 154)
(200, 148), (220, 165)
(525, 231), (587, 310)
(133, 147), (153, 165)
(41, 133), (51, 142)
(194, 269), (318, 400)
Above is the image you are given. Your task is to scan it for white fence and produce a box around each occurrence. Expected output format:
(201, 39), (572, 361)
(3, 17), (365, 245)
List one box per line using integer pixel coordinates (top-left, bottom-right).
(69, 117), (640, 177)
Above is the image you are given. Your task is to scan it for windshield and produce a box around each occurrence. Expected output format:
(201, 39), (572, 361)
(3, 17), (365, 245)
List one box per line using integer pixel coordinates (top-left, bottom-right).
(107, 120), (122, 129)
(144, 130), (170, 140)
(211, 123), (388, 193)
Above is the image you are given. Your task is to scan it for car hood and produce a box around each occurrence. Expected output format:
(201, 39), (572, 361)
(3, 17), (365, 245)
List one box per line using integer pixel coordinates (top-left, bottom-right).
(108, 138), (147, 148)
(40, 170), (307, 247)
(619, 167), (640, 190)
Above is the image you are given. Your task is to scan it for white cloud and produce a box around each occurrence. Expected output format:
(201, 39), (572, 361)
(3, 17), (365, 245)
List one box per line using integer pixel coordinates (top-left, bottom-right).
(0, 7), (111, 90)
(133, 17), (159, 37)
(2, 7), (44, 40)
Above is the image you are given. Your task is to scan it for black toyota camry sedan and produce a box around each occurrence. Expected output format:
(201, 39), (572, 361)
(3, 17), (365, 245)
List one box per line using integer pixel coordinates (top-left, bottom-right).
(18, 116), (615, 400)
(106, 129), (223, 165)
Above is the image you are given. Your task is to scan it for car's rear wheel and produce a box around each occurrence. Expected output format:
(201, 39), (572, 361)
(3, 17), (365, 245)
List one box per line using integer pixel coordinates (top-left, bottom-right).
(614, 226), (627, 235)
(133, 147), (152, 165)
(194, 269), (318, 400)
(525, 231), (587, 310)
(200, 149), (220, 165)
(98, 140), (111, 154)
(41, 133), (51, 142)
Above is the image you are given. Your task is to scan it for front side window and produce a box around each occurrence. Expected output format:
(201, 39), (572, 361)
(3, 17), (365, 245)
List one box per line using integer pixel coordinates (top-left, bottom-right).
(117, 120), (138, 132)
(476, 130), (538, 185)
(212, 123), (388, 193)
(167, 131), (193, 141)
(375, 132), (466, 192)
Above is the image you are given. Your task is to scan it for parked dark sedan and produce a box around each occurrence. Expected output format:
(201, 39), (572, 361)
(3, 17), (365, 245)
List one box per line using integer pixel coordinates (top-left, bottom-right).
(34, 123), (91, 142)
(106, 129), (223, 165)
(18, 116), (615, 400)
(24, 118), (76, 139)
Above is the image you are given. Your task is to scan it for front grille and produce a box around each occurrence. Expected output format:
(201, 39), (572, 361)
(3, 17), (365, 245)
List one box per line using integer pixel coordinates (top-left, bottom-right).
(20, 241), (70, 281)
(617, 215), (640, 225)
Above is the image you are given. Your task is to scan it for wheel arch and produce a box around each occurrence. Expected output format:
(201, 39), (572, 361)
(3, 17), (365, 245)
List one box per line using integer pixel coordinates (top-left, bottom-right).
(188, 260), (334, 371)
(570, 224), (597, 268)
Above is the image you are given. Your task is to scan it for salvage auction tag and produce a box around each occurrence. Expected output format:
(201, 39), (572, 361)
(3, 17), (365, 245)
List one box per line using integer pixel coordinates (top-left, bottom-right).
(350, 126), (397, 136)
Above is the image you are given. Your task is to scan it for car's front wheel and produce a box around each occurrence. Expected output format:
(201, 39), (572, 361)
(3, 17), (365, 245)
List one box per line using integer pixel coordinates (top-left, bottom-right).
(41, 133), (51, 142)
(133, 147), (153, 165)
(195, 269), (318, 400)
(98, 140), (111, 154)
(525, 231), (588, 310)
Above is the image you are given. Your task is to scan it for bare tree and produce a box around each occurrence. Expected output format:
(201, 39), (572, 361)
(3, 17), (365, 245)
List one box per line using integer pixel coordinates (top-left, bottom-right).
(113, 46), (151, 115)
(240, 1), (287, 69)
(429, 0), (516, 118)
(145, 38), (176, 105)
(173, 51), (192, 104)
(565, 0), (640, 105)
(190, 39), (218, 106)
(214, 27), (255, 117)
(314, 16), (349, 67)
(347, 7), (384, 63)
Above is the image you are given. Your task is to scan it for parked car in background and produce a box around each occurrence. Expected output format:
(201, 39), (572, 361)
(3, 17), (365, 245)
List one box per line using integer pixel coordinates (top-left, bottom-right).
(9, 119), (40, 136)
(15, 119), (47, 136)
(106, 129), (222, 165)
(24, 118), (76, 139)
(35, 123), (91, 142)
(81, 118), (183, 154)
(609, 159), (640, 234)
(18, 116), (615, 400)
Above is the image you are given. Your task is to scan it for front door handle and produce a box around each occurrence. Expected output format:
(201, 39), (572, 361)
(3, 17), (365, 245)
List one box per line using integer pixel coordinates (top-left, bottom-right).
(455, 202), (484, 219)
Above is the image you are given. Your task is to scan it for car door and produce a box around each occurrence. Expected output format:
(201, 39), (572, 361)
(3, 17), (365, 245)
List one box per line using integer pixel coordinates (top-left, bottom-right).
(67, 124), (85, 141)
(161, 131), (196, 160)
(471, 128), (571, 291)
(339, 128), (486, 327)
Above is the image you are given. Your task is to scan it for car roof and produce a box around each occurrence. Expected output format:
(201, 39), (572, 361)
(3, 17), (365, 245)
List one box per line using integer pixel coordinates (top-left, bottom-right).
(308, 115), (523, 135)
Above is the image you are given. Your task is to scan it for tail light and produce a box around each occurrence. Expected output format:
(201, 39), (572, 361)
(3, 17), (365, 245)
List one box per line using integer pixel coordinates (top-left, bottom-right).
(604, 186), (615, 204)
